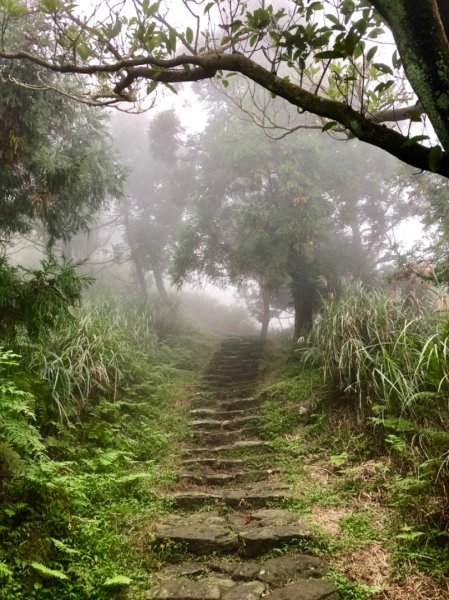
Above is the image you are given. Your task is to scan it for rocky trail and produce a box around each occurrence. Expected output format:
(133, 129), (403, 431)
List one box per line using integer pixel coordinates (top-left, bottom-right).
(147, 337), (337, 600)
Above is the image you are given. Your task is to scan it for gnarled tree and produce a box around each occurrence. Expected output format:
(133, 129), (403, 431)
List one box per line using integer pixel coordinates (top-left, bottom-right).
(0, 1), (448, 176)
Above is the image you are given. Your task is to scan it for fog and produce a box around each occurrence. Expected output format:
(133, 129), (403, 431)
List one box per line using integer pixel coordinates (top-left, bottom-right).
(5, 80), (442, 337)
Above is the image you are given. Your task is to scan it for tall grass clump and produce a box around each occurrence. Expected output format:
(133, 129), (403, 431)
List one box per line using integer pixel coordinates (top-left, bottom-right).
(304, 281), (449, 422)
(21, 295), (179, 423)
(303, 280), (449, 523)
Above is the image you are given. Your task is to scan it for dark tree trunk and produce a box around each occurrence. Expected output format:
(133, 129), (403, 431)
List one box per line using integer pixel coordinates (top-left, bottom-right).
(260, 285), (270, 339)
(122, 196), (149, 300)
(134, 257), (148, 299)
(287, 248), (316, 340)
(292, 290), (314, 340)
(152, 266), (168, 300)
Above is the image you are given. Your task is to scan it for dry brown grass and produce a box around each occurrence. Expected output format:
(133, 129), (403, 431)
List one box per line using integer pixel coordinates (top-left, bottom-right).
(335, 543), (449, 599)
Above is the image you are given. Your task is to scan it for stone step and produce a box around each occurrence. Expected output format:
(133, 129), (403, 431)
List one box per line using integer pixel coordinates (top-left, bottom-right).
(153, 509), (311, 558)
(201, 377), (258, 386)
(218, 345), (265, 352)
(183, 440), (272, 460)
(171, 483), (290, 510)
(199, 387), (257, 398)
(148, 554), (333, 599)
(189, 428), (262, 446)
(198, 389), (257, 400)
(190, 416), (261, 432)
(218, 397), (262, 411)
(203, 369), (259, 378)
(189, 408), (259, 420)
(205, 358), (259, 374)
(178, 469), (279, 487)
(180, 455), (274, 472)
(161, 553), (328, 584)
(147, 575), (336, 599)
(180, 458), (247, 470)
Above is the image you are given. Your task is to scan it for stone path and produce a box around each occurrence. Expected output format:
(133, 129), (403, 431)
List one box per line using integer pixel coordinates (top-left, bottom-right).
(147, 336), (336, 600)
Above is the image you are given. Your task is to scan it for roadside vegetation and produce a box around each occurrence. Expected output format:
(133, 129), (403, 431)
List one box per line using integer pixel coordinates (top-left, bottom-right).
(259, 282), (449, 599)
(0, 288), (217, 599)
(3, 10), (449, 597)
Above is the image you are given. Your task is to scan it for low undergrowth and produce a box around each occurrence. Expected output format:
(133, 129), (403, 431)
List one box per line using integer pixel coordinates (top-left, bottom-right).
(0, 295), (217, 599)
(257, 353), (449, 599)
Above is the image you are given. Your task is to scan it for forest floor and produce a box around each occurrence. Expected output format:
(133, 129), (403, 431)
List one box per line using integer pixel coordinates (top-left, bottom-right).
(133, 337), (449, 600)
(4, 333), (449, 599)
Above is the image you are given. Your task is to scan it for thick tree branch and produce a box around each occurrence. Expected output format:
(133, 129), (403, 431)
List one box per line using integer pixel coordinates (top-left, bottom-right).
(0, 41), (446, 176)
(370, 102), (423, 124)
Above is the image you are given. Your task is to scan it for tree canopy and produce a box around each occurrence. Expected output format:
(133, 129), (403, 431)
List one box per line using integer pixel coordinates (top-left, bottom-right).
(0, 57), (123, 244)
(173, 100), (406, 336)
(0, 1), (448, 176)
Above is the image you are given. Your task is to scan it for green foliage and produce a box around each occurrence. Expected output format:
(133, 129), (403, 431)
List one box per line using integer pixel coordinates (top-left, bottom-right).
(24, 295), (177, 422)
(0, 255), (91, 341)
(330, 571), (380, 599)
(304, 279), (449, 529)
(0, 52), (123, 242)
(0, 292), (205, 598)
(259, 368), (324, 438)
(0, 348), (44, 482)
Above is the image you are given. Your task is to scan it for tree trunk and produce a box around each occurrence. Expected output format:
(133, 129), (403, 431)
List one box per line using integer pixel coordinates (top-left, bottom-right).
(152, 265), (168, 300)
(134, 257), (148, 299)
(122, 196), (149, 300)
(260, 285), (270, 339)
(292, 290), (314, 341)
(371, 0), (449, 154)
(287, 248), (316, 340)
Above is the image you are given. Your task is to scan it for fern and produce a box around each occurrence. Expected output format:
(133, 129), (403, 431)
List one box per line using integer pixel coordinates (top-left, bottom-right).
(0, 348), (45, 479)
(103, 575), (132, 588)
(30, 562), (69, 580)
(51, 538), (81, 555)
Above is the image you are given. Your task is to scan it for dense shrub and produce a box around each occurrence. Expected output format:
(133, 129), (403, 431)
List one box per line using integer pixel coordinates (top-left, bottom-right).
(303, 281), (449, 523)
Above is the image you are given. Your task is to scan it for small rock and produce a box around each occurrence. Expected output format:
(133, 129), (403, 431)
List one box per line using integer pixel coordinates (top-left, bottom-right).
(230, 562), (260, 580)
(162, 562), (208, 578)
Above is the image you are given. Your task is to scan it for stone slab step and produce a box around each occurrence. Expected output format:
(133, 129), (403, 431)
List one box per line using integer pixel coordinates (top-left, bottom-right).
(265, 580), (337, 599)
(199, 388), (257, 400)
(189, 428), (262, 445)
(161, 554), (327, 584)
(189, 408), (258, 420)
(178, 469), (279, 487)
(180, 458), (247, 470)
(148, 577), (337, 600)
(180, 456), (274, 472)
(218, 398), (261, 411)
(202, 373), (259, 383)
(204, 364), (259, 373)
(154, 509), (311, 558)
(148, 555), (334, 599)
(170, 484), (290, 510)
(190, 416), (261, 432)
(183, 440), (272, 459)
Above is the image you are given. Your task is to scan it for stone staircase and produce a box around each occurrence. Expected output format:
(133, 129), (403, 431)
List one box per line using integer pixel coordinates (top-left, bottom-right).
(147, 336), (336, 600)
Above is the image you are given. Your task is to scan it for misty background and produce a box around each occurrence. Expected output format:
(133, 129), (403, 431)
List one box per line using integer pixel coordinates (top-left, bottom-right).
(4, 79), (439, 338)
